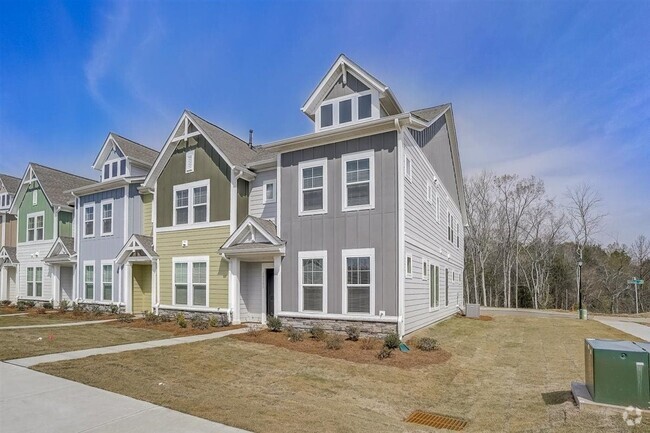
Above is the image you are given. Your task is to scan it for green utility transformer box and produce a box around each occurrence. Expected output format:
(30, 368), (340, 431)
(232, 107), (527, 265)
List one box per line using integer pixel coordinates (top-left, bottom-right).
(585, 339), (650, 408)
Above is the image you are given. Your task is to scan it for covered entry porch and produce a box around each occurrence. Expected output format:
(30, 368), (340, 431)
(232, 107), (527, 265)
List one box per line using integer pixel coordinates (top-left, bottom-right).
(219, 216), (285, 324)
(0, 246), (18, 302)
(116, 235), (158, 314)
(44, 237), (76, 305)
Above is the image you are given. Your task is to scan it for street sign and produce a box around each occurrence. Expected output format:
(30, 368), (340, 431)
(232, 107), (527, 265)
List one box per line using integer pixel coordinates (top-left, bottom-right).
(628, 279), (644, 285)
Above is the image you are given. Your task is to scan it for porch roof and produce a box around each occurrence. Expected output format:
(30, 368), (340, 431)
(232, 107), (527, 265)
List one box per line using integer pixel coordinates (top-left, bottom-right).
(116, 234), (157, 264)
(0, 246), (18, 266)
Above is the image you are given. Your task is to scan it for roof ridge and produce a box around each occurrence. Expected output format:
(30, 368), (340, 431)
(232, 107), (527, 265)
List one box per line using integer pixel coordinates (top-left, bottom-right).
(0, 173), (21, 181)
(411, 102), (451, 113)
(30, 162), (96, 183)
(185, 110), (250, 147)
(110, 132), (160, 153)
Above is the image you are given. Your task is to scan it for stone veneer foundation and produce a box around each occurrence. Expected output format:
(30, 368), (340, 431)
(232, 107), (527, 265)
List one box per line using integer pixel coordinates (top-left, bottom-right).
(277, 315), (398, 337)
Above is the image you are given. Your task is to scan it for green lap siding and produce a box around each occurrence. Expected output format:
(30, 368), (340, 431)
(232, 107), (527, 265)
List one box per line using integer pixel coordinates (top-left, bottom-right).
(58, 211), (73, 237)
(18, 183), (54, 243)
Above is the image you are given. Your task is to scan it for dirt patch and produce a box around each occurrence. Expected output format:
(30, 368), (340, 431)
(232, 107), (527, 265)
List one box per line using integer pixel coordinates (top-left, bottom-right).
(110, 320), (244, 336)
(233, 329), (451, 369)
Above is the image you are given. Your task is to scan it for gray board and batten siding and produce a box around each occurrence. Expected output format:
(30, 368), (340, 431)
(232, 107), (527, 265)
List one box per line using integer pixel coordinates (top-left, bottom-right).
(279, 131), (398, 316)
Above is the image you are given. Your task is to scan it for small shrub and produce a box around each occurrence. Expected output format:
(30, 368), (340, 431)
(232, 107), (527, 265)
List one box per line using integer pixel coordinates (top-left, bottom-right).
(415, 337), (438, 352)
(72, 302), (86, 316)
(35, 306), (47, 314)
(90, 305), (102, 316)
(16, 302), (26, 311)
(191, 316), (209, 329)
(143, 311), (160, 324)
(377, 346), (393, 360)
(109, 304), (119, 315)
(267, 316), (282, 332)
(384, 332), (401, 350)
(309, 325), (326, 341)
(246, 327), (261, 337)
(117, 313), (134, 323)
(325, 334), (343, 350)
(176, 312), (187, 328)
(58, 299), (70, 313)
(1, 300), (11, 306)
(160, 314), (173, 323)
(218, 314), (231, 327)
(286, 326), (304, 342)
(42, 302), (53, 310)
(209, 315), (218, 327)
(345, 325), (361, 341)
(360, 337), (376, 350)
(23, 300), (36, 308)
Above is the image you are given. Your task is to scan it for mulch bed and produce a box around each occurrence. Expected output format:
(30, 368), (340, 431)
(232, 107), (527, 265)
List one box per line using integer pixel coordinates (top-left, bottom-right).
(233, 330), (452, 369)
(110, 320), (245, 336)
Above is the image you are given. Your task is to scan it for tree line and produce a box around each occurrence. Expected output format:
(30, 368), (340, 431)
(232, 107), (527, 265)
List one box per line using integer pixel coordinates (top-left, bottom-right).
(463, 172), (649, 314)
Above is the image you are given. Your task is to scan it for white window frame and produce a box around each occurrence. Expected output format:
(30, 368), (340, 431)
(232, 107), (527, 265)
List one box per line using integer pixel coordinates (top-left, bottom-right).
(172, 179), (210, 226)
(456, 221), (460, 248)
(101, 262), (113, 301)
(298, 250), (327, 313)
(341, 150), (375, 212)
(83, 203), (95, 238)
(100, 199), (114, 237)
(436, 194), (440, 222)
(406, 254), (413, 279)
(26, 211), (45, 242)
(342, 248), (376, 316)
(405, 156), (413, 182)
(422, 258), (428, 280)
(315, 90), (378, 132)
(426, 181), (434, 204)
(84, 262), (95, 300)
(429, 261), (440, 311)
(32, 189), (37, 206)
(262, 179), (276, 204)
(103, 157), (127, 181)
(298, 158), (328, 216)
(26, 266), (42, 297)
(171, 256), (210, 307)
(185, 149), (195, 173)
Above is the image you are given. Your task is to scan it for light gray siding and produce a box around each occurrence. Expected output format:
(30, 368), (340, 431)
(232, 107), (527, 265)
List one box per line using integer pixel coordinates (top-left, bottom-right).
(249, 170), (277, 222)
(280, 132), (398, 316)
(402, 128), (464, 334)
(239, 261), (267, 322)
(325, 73), (369, 100)
(16, 240), (54, 300)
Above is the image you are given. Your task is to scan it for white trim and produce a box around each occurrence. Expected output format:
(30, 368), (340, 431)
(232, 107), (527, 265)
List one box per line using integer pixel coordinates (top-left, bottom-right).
(100, 261), (113, 302)
(229, 169), (237, 234)
(262, 179), (276, 204)
(428, 260), (441, 311)
(123, 185), (129, 244)
(100, 198), (114, 237)
(422, 257), (428, 280)
(25, 211), (45, 243)
(276, 153), (282, 236)
(221, 216), (282, 249)
(298, 158), (328, 216)
(298, 250), (327, 314)
(171, 256), (209, 308)
(406, 254), (413, 279)
(185, 149), (195, 173)
(405, 155), (413, 183)
(82, 203), (95, 238)
(155, 220), (229, 233)
(397, 129), (406, 338)
(83, 261), (95, 300)
(341, 149), (375, 212)
(315, 90), (379, 133)
(172, 179), (210, 227)
(341, 248), (375, 316)
(32, 189), (37, 206)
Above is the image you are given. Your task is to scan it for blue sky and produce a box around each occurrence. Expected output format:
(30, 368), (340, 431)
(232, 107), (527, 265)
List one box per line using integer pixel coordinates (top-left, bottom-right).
(0, 0), (648, 244)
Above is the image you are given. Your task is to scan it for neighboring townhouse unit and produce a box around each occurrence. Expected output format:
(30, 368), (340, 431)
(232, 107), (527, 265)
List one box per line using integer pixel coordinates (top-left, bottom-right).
(8, 164), (95, 304)
(65, 133), (158, 311)
(0, 173), (21, 301)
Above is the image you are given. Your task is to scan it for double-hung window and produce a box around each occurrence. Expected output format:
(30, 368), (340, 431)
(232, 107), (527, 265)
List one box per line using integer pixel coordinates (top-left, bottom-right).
(342, 150), (374, 211)
(448, 212), (455, 244)
(173, 180), (209, 225)
(422, 258), (429, 280)
(26, 267), (42, 297)
(426, 182), (434, 204)
(27, 213), (44, 242)
(299, 251), (327, 313)
(343, 248), (375, 315)
(299, 159), (327, 215)
(103, 158), (126, 181)
(263, 180), (276, 204)
(84, 264), (94, 300)
(406, 254), (413, 278)
(173, 257), (208, 307)
(84, 205), (94, 237)
(317, 91), (376, 130)
(405, 156), (413, 182)
(102, 264), (113, 301)
(430, 263), (440, 309)
(101, 200), (113, 236)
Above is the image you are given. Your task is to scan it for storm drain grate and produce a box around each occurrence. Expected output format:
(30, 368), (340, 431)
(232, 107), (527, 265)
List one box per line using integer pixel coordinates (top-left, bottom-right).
(404, 410), (468, 431)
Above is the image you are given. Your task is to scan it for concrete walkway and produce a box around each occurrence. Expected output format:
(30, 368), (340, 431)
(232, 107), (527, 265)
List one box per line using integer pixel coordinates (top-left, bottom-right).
(593, 319), (650, 341)
(6, 327), (249, 367)
(0, 312), (28, 317)
(0, 362), (249, 433)
(0, 318), (118, 330)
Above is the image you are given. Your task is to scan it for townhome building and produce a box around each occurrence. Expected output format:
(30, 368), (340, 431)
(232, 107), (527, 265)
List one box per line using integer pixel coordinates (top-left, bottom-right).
(0, 173), (21, 300)
(124, 54), (465, 337)
(64, 133), (158, 311)
(8, 164), (95, 304)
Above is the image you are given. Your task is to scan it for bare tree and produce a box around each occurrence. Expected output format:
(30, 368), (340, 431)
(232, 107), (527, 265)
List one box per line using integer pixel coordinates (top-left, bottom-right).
(630, 235), (650, 313)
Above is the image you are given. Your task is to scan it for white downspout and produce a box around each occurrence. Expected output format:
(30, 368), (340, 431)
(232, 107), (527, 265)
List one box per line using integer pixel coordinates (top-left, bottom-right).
(395, 118), (406, 339)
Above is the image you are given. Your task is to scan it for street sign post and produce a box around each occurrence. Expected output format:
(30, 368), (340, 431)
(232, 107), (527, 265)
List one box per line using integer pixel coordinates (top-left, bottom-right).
(628, 279), (645, 314)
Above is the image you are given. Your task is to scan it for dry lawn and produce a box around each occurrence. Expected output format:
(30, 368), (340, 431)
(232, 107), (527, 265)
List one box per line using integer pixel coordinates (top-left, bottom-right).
(0, 312), (101, 327)
(34, 315), (648, 433)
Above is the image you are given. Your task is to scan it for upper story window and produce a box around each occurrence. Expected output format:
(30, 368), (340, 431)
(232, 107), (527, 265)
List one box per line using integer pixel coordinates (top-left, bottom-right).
(27, 212), (44, 242)
(101, 200), (113, 236)
(0, 193), (12, 209)
(185, 150), (195, 173)
(173, 180), (209, 226)
(317, 91), (377, 132)
(299, 159), (327, 216)
(448, 211), (455, 244)
(32, 190), (37, 206)
(263, 180), (276, 204)
(103, 158), (127, 181)
(405, 156), (413, 182)
(342, 150), (375, 212)
(84, 204), (95, 237)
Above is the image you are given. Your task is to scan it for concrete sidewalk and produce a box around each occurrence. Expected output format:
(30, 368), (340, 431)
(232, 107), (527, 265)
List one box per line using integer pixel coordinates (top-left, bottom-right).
(0, 318), (117, 330)
(6, 327), (249, 367)
(593, 319), (650, 341)
(0, 362), (249, 433)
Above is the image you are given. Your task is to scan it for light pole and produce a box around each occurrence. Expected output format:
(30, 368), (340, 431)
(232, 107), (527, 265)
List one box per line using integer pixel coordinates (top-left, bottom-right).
(578, 248), (586, 320)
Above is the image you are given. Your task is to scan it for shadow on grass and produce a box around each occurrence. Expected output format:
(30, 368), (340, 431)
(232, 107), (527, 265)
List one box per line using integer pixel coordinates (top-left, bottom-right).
(541, 390), (573, 405)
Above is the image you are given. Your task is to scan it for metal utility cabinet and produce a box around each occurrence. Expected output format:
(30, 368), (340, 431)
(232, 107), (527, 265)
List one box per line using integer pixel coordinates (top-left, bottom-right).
(585, 339), (650, 408)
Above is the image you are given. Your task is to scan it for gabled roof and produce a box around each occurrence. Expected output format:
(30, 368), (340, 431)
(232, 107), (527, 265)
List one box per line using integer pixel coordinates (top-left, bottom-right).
(115, 234), (157, 264)
(10, 163), (96, 213)
(45, 236), (76, 262)
(301, 54), (403, 119)
(220, 216), (285, 257)
(0, 246), (18, 265)
(411, 103), (451, 123)
(0, 173), (21, 195)
(143, 110), (275, 189)
(92, 133), (159, 170)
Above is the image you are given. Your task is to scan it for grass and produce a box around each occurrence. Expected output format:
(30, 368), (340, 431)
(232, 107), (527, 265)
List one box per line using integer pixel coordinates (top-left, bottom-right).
(34, 315), (647, 433)
(0, 312), (103, 327)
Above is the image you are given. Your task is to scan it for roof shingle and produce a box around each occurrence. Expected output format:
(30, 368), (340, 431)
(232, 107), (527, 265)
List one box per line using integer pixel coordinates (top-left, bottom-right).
(111, 134), (159, 166)
(0, 173), (21, 195)
(30, 164), (96, 207)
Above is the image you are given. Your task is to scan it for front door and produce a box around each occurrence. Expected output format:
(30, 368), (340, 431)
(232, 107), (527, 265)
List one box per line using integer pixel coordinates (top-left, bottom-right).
(265, 268), (274, 317)
(60, 267), (73, 301)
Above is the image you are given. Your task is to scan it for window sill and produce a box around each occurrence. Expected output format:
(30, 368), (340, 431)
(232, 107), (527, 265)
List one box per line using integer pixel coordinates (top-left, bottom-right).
(298, 210), (327, 217)
(342, 204), (374, 213)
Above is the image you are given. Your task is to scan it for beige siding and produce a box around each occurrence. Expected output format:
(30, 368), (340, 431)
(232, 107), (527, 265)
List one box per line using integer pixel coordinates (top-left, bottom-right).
(2, 214), (17, 247)
(142, 194), (153, 237)
(157, 226), (230, 308)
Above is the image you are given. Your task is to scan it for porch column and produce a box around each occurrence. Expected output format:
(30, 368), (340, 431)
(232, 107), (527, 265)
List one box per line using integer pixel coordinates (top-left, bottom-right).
(151, 260), (158, 310)
(52, 266), (60, 306)
(124, 262), (133, 314)
(229, 258), (240, 324)
(0, 266), (6, 301)
(274, 256), (282, 316)
(72, 264), (77, 301)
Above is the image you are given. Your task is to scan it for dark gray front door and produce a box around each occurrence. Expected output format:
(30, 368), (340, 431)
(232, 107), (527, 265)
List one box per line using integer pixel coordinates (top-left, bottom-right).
(265, 268), (274, 317)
